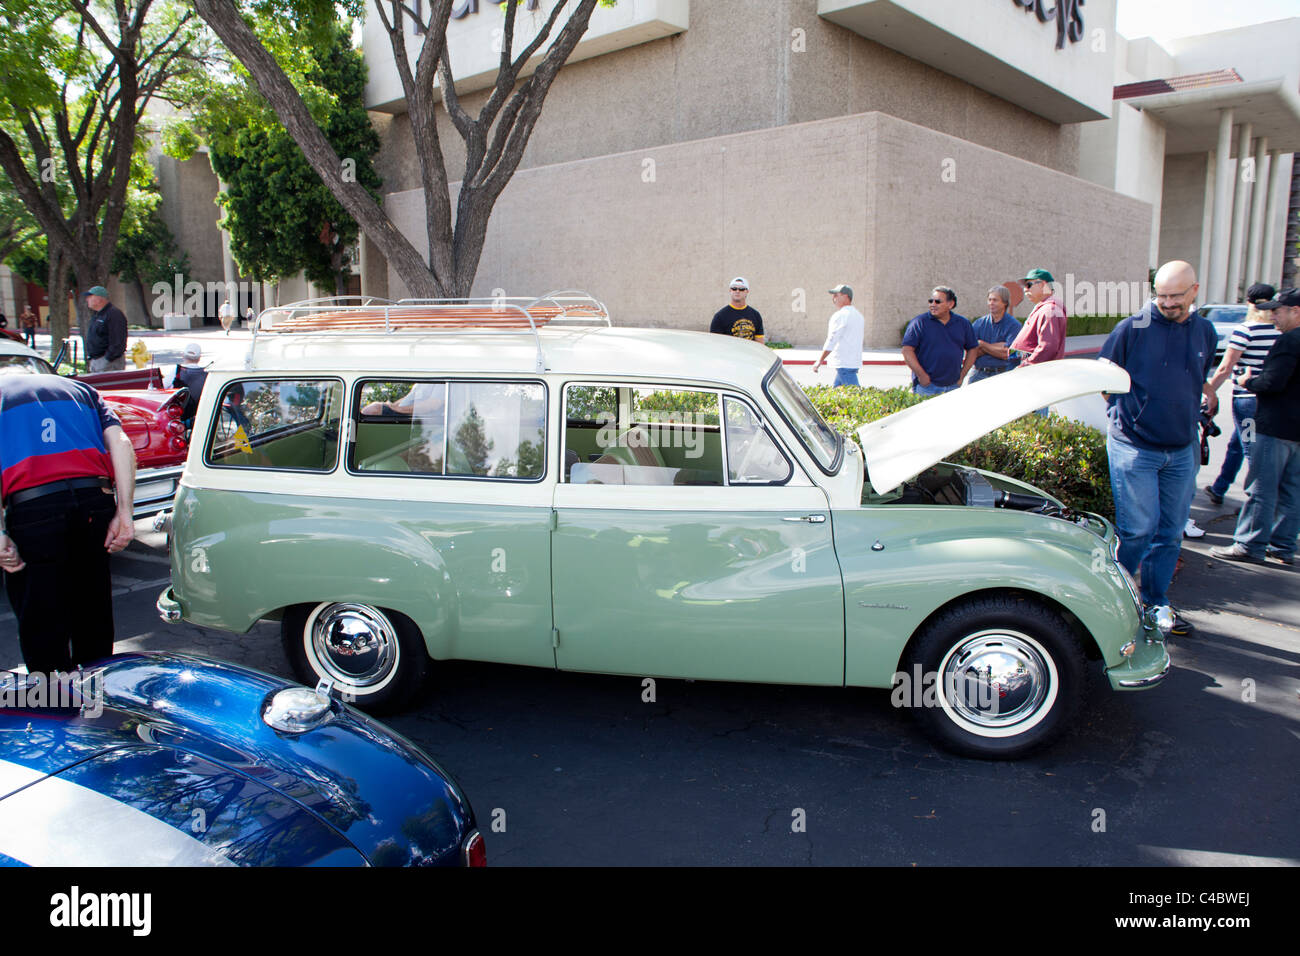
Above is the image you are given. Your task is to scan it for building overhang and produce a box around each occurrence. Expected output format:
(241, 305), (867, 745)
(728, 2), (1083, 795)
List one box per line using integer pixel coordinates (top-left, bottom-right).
(1120, 78), (1300, 154)
(817, 0), (1113, 124)
(365, 0), (689, 114)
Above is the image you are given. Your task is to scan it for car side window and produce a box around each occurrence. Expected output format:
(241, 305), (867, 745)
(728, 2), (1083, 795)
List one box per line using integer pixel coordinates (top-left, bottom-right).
(564, 384), (724, 486)
(205, 379), (342, 471)
(353, 380), (546, 480)
(725, 397), (792, 484)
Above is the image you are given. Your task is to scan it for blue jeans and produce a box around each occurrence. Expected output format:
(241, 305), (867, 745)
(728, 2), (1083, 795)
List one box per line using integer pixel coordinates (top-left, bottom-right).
(833, 367), (860, 387)
(1107, 434), (1198, 606)
(1209, 395), (1257, 498)
(912, 382), (958, 397)
(1231, 433), (1300, 559)
(967, 367), (1011, 385)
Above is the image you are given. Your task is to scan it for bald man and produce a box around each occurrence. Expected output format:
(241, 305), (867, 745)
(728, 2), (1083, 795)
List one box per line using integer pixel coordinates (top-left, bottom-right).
(1100, 260), (1218, 615)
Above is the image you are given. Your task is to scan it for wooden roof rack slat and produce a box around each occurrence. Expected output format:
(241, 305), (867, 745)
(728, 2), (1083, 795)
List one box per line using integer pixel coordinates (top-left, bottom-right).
(244, 291), (610, 372)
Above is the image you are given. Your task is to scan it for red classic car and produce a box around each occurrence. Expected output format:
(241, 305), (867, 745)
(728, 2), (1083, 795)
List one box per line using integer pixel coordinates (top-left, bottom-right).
(0, 339), (189, 517)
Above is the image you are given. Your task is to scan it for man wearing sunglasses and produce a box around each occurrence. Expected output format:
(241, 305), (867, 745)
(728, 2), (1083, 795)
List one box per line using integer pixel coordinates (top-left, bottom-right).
(1011, 268), (1067, 370)
(1100, 259), (1218, 622)
(709, 277), (765, 343)
(900, 286), (977, 396)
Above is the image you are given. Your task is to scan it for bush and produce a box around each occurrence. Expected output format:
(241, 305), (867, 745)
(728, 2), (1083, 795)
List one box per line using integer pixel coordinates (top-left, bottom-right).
(1067, 314), (1126, 336)
(804, 384), (1114, 518)
(766, 340), (793, 350)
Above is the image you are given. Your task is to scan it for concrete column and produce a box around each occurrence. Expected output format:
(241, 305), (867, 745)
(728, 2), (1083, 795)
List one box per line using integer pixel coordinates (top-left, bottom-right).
(1224, 122), (1253, 301)
(1244, 139), (1270, 286)
(1206, 109), (1234, 302)
(1198, 151), (1216, 280)
(1260, 149), (1285, 287)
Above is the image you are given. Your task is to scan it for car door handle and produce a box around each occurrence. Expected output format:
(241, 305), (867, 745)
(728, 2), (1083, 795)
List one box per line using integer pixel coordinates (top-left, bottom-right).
(783, 514), (826, 523)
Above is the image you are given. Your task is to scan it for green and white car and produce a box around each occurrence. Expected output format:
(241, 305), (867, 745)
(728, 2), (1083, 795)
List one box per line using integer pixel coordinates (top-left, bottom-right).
(158, 294), (1170, 758)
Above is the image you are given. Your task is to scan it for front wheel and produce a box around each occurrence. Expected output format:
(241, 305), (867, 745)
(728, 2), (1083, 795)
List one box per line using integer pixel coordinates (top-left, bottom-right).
(282, 602), (428, 713)
(904, 596), (1085, 759)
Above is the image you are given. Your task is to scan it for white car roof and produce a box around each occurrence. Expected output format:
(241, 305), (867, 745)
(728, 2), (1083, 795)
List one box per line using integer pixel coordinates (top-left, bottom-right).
(243, 326), (780, 390)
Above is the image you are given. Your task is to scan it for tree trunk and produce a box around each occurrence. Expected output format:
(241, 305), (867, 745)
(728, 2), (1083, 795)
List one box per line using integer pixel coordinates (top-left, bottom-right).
(45, 246), (70, 364)
(194, 0), (441, 299)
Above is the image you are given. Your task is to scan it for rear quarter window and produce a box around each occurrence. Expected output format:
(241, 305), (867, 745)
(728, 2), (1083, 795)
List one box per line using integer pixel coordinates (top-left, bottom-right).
(205, 378), (343, 472)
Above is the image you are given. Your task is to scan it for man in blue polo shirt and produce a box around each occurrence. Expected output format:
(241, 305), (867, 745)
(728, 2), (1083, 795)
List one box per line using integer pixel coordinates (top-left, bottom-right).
(901, 286), (978, 396)
(1100, 260), (1217, 614)
(0, 374), (136, 674)
(968, 285), (1022, 384)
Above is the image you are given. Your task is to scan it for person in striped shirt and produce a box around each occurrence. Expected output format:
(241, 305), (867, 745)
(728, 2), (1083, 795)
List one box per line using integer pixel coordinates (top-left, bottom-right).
(1202, 283), (1281, 504)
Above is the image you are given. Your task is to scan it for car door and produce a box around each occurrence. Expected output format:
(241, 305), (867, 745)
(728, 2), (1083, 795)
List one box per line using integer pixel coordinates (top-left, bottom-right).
(551, 383), (843, 685)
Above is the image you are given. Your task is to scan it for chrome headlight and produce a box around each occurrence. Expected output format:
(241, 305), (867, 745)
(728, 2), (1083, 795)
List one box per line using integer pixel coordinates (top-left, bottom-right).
(262, 686), (333, 734)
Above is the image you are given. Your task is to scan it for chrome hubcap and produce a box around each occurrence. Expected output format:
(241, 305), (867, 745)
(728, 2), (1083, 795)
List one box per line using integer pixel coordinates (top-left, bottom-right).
(940, 631), (1051, 729)
(309, 604), (397, 688)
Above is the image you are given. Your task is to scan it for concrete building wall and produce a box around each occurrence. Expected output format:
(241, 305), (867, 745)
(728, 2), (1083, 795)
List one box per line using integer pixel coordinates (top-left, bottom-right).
(1159, 152), (1210, 269)
(385, 111), (1150, 347)
(373, 0), (1083, 199)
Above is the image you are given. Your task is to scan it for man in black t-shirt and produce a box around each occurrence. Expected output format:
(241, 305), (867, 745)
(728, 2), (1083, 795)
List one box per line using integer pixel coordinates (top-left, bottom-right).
(709, 277), (765, 342)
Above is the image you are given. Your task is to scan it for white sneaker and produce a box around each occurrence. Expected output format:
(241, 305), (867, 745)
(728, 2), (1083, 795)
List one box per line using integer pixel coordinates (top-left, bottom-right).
(1184, 518), (1205, 538)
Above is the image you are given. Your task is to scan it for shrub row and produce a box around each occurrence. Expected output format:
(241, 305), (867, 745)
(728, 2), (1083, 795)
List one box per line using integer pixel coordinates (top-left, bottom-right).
(804, 384), (1114, 518)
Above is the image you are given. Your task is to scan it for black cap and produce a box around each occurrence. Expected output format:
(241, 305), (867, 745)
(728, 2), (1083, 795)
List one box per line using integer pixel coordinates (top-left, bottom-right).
(1245, 282), (1276, 303)
(1256, 288), (1300, 310)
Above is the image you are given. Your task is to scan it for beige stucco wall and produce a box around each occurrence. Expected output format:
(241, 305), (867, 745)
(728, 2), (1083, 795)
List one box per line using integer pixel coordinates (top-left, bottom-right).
(384, 110), (1150, 347)
(373, 0), (1082, 199)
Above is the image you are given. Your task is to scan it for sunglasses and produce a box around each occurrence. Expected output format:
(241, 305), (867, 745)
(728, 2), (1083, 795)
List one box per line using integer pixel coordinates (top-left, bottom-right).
(730, 287), (746, 291)
(927, 298), (945, 304)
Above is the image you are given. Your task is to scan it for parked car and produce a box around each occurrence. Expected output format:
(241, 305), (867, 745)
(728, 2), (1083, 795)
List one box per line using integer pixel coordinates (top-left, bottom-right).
(0, 653), (484, 866)
(1197, 303), (1249, 363)
(0, 338), (189, 517)
(157, 295), (1171, 759)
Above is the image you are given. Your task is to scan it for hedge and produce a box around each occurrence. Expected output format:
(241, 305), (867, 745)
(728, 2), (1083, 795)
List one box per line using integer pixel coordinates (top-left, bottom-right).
(805, 385), (1114, 518)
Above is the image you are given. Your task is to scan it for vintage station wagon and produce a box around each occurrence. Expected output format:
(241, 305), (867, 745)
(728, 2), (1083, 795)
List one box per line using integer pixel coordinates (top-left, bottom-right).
(158, 294), (1171, 758)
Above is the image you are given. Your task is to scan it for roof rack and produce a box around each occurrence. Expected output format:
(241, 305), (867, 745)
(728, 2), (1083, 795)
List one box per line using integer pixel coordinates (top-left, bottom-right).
(245, 290), (610, 372)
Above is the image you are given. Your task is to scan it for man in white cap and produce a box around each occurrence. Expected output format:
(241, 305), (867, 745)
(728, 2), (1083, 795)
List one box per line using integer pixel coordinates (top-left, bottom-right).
(709, 277), (765, 342)
(813, 284), (865, 386)
(168, 342), (208, 422)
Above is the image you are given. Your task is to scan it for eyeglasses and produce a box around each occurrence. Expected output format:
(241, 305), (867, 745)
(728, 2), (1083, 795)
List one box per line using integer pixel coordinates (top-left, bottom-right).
(1023, 279), (1044, 288)
(927, 298), (944, 304)
(1154, 286), (1194, 301)
(730, 287), (746, 292)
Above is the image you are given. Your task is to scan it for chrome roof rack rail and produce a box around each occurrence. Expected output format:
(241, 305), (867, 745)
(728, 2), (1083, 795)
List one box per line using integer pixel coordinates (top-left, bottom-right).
(244, 291), (609, 372)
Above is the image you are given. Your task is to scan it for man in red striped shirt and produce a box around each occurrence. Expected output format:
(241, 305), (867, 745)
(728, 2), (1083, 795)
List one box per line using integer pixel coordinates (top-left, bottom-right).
(0, 374), (136, 673)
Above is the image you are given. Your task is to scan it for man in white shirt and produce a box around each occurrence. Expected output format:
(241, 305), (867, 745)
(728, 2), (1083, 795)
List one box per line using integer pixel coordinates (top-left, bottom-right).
(812, 284), (865, 387)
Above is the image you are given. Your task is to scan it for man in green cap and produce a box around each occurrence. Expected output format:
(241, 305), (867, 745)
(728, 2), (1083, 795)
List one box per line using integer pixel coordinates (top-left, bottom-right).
(1011, 268), (1067, 415)
(82, 285), (127, 372)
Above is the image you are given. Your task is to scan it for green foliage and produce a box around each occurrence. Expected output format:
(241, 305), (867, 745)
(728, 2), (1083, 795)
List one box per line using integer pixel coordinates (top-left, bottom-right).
(766, 340), (793, 350)
(804, 385), (1114, 517)
(200, 19), (380, 291)
(111, 168), (191, 289)
(1067, 314), (1126, 336)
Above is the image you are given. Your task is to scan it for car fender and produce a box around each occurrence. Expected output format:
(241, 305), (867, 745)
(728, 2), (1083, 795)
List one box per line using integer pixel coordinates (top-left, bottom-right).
(833, 506), (1140, 688)
(170, 486), (461, 656)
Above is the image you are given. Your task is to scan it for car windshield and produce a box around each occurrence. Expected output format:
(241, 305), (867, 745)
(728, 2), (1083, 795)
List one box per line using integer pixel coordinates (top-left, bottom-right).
(764, 363), (841, 472)
(0, 353), (55, 376)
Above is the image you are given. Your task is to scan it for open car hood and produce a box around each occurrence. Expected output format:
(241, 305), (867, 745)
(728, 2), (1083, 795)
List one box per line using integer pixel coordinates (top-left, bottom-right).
(857, 358), (1130, 495)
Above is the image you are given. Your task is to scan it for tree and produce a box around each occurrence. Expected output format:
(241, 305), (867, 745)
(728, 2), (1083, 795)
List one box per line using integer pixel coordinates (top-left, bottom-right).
(193, 0), (612, 299)
(0, 0), (207, 356)
(196, 21), (380, 296)
(111, 186), (191, 324)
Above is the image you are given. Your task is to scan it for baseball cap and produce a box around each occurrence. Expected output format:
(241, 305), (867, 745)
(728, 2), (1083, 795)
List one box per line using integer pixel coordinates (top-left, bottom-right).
(1021, 268), (1054, 284)
(84, 285), (109, 298)
(1256, 288), (1300, 310)
(730, 277), (749, 290)
(827, 284), (854, 299)
(182, 342), (202, 362)
(1245, 282), (1276, 303)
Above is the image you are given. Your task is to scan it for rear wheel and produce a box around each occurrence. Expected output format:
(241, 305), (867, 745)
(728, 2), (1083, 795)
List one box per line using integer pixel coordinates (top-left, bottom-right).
(282, 602), (427, 713)
(905, 596), (1085, 759)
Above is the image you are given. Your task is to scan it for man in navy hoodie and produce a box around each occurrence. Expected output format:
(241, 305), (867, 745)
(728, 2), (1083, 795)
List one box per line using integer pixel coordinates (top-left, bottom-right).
(1100, 260), (1217, 610)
